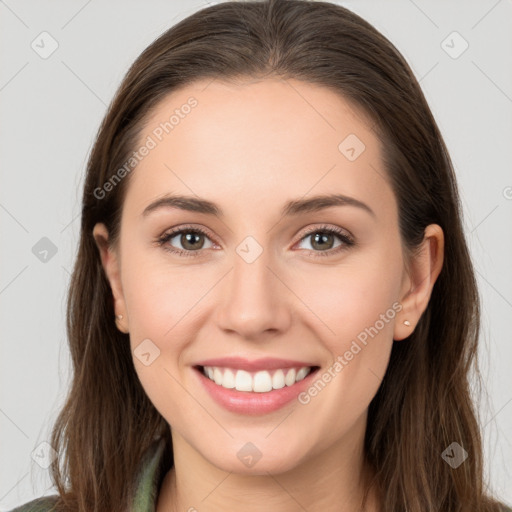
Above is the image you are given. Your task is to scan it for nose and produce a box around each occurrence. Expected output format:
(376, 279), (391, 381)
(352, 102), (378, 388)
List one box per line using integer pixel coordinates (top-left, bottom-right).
(214, 246), (292, 341)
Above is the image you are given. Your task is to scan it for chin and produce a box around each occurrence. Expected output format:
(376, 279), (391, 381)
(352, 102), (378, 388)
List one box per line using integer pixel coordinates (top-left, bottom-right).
(203, 440), (309, 476)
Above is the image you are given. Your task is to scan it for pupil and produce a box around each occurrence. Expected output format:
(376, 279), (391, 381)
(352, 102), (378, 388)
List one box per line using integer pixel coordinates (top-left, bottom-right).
(182, 232), (203, 250)
(313, 232), (333, 250)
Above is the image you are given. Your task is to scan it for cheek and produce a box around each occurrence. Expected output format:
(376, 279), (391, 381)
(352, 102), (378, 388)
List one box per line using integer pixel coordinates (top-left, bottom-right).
(121, 247), (212, 343)
(122, 256), (202, 421)
(119, 251), (189, 379)
(293, 252), (402, 349)
(120, 247), (229, 408)
(291, 249), (402, 408)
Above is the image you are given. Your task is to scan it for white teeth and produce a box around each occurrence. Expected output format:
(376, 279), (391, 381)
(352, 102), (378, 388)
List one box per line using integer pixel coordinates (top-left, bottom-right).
(296, 367), (309, 381)
(235, 370), (253, 392)
(213, 367), (223, 385)
(272, 369), (285, 389)
(253, 371), (273, 393)
(284, 368), (296, 386)
(202, 365), (312, 392)
(222, 368), (236, 389)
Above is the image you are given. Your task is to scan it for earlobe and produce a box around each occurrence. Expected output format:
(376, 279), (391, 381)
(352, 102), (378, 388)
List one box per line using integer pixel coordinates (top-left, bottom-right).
(92, 223), (129, 333)
(393, 224), (444, 341)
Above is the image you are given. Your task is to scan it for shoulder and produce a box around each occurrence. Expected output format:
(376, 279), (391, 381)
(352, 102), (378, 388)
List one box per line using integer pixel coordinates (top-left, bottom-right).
(6, 495), (59, 512)
(6, 437), (168, 512)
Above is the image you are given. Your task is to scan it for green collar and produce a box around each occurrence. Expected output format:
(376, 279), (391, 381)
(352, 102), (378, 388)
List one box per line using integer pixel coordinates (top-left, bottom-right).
(130, 436), (168, 511)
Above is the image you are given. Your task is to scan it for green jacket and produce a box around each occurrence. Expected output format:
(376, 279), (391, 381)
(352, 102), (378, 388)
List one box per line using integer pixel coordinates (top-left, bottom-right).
(7, 437), (167, 512)
(7, 436), (512, 511)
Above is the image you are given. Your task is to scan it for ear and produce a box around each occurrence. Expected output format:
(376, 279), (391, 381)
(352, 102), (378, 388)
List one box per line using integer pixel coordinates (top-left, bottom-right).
(393, 224), (444, 341)
(92, 223), (129, 334)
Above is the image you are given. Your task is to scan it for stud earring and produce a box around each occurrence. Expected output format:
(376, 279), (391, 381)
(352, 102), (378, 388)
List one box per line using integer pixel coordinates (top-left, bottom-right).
(403, 319), (411, 326)
(117, 314), (123, 320)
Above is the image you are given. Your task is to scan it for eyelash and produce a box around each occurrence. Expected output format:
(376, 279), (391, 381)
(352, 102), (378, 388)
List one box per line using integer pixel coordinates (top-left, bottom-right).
(156, 223), (355, 259)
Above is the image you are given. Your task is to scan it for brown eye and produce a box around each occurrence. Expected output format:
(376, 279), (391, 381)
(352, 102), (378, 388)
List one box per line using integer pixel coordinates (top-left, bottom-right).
(310, 232), (336, 251)
(179, 231), (206, 250)
(296, 225), (355, 257)
(158, 227), (214, 256)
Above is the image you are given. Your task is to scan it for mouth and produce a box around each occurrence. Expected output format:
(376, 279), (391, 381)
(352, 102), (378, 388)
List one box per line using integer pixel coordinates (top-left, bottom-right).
(192, 363), (321, 415)
(193, 364), (321, 393)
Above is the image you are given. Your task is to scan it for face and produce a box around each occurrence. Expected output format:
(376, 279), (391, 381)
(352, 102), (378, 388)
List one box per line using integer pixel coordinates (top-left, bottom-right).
(94, 78), (439, 475)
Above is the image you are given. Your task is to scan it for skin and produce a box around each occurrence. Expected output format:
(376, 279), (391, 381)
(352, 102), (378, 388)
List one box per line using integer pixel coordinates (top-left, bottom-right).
(93, 78), (444, 512)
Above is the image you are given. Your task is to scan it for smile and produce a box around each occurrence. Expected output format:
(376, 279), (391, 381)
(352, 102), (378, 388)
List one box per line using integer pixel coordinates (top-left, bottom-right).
(201, 365), (313, 392)
(193, 363), (321, 415)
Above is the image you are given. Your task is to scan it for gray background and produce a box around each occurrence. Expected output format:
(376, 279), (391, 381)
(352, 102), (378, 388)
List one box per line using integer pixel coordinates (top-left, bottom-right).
(1, 0), (511, 508)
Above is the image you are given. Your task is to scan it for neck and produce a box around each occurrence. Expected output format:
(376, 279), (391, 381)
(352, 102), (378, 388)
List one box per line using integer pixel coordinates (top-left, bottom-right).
(157, 416), (380, 512)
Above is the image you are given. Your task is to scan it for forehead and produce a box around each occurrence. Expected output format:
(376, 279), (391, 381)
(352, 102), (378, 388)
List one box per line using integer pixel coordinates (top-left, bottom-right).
(123, 78), (394, 221)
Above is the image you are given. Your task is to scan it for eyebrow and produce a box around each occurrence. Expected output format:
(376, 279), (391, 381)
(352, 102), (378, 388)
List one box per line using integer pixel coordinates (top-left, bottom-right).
(142, 193), (376, 219)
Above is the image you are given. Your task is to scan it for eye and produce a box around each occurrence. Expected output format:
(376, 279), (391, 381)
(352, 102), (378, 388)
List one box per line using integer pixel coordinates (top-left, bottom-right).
(156, 223), (355, 258)
(295, 224), (355, 257)
(157, 225), (215, 257)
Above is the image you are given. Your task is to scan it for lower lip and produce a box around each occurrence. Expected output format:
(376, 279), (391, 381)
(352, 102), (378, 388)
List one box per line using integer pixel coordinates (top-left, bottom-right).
(193, 366), (319, 415)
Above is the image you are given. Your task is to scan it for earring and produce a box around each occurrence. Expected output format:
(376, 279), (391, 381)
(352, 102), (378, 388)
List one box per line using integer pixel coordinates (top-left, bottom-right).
(117, 314), (123, 320)
(403, 320), (411, 326)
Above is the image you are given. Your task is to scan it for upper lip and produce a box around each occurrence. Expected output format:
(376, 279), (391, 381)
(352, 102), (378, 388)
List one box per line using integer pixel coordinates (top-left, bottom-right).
(193, 357), (318, 372)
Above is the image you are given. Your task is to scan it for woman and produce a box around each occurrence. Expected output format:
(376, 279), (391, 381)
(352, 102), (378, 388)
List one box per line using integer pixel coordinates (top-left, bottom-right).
(9, 0), (511, 511)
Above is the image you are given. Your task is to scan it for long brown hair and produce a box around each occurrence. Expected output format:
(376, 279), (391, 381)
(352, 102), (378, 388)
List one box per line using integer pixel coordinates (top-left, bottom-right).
(48, 1), (508, 510)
